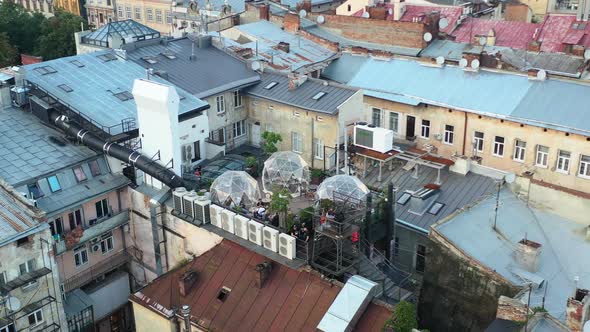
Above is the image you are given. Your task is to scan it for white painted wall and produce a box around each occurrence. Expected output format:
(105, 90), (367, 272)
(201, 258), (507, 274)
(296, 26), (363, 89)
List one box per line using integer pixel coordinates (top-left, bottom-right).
(177, 112), (210, 170)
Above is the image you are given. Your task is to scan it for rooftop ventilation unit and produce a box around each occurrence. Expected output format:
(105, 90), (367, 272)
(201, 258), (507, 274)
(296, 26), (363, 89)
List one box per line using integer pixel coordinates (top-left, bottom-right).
(182, 191), (198, 220)
(193, 199), (211, 224)
(353, 124), (394, 153)
(262, 226), (279, 252)
(278, 233), (296, 260)
(221, 210), (236, 234)
(173, 187), (188, 213)
(248, 220), (264, 246)
(210, 204), (224, 228)
(233, 215), (249, 240)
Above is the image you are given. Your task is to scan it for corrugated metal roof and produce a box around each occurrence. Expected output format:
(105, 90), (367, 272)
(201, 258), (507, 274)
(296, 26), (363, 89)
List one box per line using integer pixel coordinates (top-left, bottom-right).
(245, 72), (358, 114)
(224, 21), (337, 73)
(0, 185), (43, 245)
(25, 50), (208, 133)
(435, 189), (590, 324)
(451, 17), (538, 49)
(0, 107), (96, 186)
(127, 38), (260, 98)
(280, 0), (333, 8)
(322, 54), (590, 136)
(129, 239), (392, 331)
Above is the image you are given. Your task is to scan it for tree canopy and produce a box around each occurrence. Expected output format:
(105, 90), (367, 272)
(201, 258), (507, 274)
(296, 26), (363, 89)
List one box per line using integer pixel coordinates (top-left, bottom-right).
(0, 1), (86, 66)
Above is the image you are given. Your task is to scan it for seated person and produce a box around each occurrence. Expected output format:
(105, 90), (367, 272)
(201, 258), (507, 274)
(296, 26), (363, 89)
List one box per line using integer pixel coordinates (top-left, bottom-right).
(299, 225), (310, 242)
(255, 206), (266, 219)
(290, 224), (300, 238)
(326, 208), (336, 220)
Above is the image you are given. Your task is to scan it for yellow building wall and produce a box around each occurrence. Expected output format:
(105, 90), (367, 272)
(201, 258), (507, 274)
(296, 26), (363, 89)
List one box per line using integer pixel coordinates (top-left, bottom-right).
(116, 0), (172, 35)
(54, 0), (81, 16)
(364, 95), (590, 195)
(519, 0), (549, 20)
(131, 300), (175, 332)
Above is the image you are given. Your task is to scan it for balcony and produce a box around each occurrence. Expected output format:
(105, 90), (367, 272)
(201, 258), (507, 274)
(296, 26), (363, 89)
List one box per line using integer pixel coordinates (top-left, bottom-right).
(53, 210), (130, 255)
(0, 267), (52, 295)
(62, 248), (133, 293)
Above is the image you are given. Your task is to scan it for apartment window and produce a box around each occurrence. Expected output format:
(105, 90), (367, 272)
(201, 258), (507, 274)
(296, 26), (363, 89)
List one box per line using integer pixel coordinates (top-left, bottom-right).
(536, 145), (549, 167)
(0, 323), (14, 332)
(146, 8), (153, 21)
(513, 140), (526, 162)
(415, 244), (426, 273)
(232, 120), (246, 138)
(493, 136), (505, 157)
(155, 9), (162, 22)
(473, 131), (484, 152)
(27, 309), (44, 327)
(125, 5), (131, 18)
(101, 234), (114, 254)
(371, 108), (382, 127)
(95, 198), (109, 219)
(89, 160), (101, 176)
(166, 10), (172, 23)
(216, 95), (225, 113)
(443, 125), (454, 144)
(73, 166), (87, 182)
(27, 182), (44, 199)
(117, 5), (123, 17)
(49, 217), (64, 236)
(134, 6), (141, 19)
(68, 209), (83, 230)
(233, 90), (242, 108)
(292, 132), (302, 153)
(314, 138), (324, 160)
(97, 0), (102, 4)
(20, 259), (36, 288)
(421, 120), (430, 138)
(557, 150), (571, 173)
(389, 112), (399, 133)
(74, 246), (89, 267)
(47, 175), (61, 192)
(579, 155), (590, 178)
(192, 141), (201, 162)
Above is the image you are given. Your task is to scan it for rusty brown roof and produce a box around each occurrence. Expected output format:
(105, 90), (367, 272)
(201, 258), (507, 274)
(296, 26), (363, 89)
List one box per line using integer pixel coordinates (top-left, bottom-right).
(130, 240), (392, 332)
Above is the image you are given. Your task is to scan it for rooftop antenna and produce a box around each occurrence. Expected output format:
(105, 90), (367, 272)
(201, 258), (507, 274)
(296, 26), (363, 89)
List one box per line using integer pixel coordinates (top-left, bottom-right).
(146, 68), (154, 80)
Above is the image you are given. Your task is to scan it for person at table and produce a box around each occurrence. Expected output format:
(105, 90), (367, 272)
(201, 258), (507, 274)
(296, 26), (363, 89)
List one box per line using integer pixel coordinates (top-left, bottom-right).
(326, 208), (336, 220)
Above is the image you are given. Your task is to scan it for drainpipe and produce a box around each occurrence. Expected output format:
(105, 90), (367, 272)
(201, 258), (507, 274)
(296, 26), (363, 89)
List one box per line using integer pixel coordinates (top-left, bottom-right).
(461, 112), (468, 156)
(311, 117), (315, 169)
(181, 305), (191, 332)
(149, 190), (171, 276)
(385, 183), (394, 261)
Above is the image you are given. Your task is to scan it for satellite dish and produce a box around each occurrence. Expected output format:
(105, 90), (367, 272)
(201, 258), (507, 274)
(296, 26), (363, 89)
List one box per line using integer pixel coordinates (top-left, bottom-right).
(585, 49), (590, 60)
(471, 59), (480, 69)
(504, 173), (516, 184)
(439, 17), (449, 29)
(459, 58), (468, 68)
(299, 9), (307, 18)
(362, 11), (370, 18)
(317, 15), (325, 24)
(388, 8), (393, 15)
(537, 69), (547, 80)
(436, 56), (445, 65)
(423, 32), (433, 42)
(251, 61), (261, 71)
(583, 320), (590, 332)
(6, 297), (21, 311)
(478, 36), (487, 46)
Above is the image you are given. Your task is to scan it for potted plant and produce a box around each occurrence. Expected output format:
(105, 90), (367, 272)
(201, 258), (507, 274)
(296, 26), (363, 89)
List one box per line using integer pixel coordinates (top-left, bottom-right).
(310, 168), (326, 185)
(245, 156), (258, 177)
(196, 189), (206, 201)
(270, 188), (292, 230)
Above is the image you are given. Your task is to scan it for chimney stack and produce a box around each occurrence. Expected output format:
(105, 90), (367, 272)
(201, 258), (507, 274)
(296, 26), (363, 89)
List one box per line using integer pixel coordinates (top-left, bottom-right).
(181, 304), (192, 332)
(566, 288), (590, 332)
(515, 239), (542, 272)
(277, 41), (290, 53)
(392, 0), (405, 21)
(179, 270), (198, 296)
(255, 261), (272, 288)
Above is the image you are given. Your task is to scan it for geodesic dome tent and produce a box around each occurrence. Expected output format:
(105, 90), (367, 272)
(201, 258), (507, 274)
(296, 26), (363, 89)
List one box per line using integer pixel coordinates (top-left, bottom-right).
(316, 175), (369, 203)
(262, 151), (310, 196)
(210, 171), (261, 208)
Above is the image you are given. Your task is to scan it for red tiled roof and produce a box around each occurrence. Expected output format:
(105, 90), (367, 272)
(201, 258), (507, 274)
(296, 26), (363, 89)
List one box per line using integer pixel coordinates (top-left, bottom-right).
(399, 5), (463, 33)
(130, 240), (393, 332)
(536, 14), (590, 52)
(451, 17), (538, 49)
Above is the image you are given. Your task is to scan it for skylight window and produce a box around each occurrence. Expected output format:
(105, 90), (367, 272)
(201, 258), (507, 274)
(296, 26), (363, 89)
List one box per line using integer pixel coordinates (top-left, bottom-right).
(161, 50), (176, 60)
(27, 182), (44, 199)
(58, 84), (73, 93)
(312, 92), (327, 100)
(70, 60), (85, 68)
(47, 175), (61, 193)
(113, 91), (134, 101)
(73, 166), (87, 182)
(97, 53), (117, 62)
(428, 202), (445, 215)
(141, 56), (158, 64)
(264, 82), (278, 90)
(34, 66), (57, 75)
(397, 192), (411, 205)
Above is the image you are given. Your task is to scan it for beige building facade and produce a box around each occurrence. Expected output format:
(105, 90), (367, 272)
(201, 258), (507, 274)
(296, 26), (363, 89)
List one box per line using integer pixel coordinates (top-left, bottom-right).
(86, 0), (116, 28)
(115, 0), (173, 34)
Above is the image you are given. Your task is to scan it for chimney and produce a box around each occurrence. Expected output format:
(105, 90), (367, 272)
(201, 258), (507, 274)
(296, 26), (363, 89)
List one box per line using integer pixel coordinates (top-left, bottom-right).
(567, 288), (590, 332)
(255, 261), (272, 288)
(496, 295), (530, 323)
(259, 3), (269, 20)
(288, 74), (308, 90)
(284, 12), (300, 33)
(277, 41), (290, 53)
(179, 270), (198, 296)
(392, 0), (405, 21)
(527, 40), (541, 52)
(515, 239), (542, 272)
(368, 6), (388, 20)
(181, 304), (192, 332)
(486, 29), (496, 46)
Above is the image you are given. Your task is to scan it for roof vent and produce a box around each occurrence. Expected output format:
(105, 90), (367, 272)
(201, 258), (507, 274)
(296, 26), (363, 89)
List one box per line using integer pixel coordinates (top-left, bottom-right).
(515, 238), (542, 272)
(277, 41), (290, 53)
(48, 135), (68, 147)
(528, 69), (547, 81)
(178, 270), (198, 296)
(254, 261), (272, 288)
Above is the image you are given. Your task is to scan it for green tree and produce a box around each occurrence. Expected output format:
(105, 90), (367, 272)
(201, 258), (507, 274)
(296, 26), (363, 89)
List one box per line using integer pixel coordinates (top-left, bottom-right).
(383, 301), (418, 332)
(35, 9), (86, 60)
(261, 131), (282, 155)
(0, 1), (45, 55)
(270, 187), (292, 230)
(0, 33), (18, 67)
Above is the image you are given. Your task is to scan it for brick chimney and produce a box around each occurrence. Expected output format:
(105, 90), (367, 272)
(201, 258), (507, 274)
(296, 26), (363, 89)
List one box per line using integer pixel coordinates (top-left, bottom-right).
(528, 40), (541, 52)
(259, 3), (269, 20)
(179, 270), (198, 296)
(277, 41), (290, 53)
(368, 6), (388, 20)
(496, 296), (530, 322)
(254, 261), (272, 288)
(567, 288), (590, 332)
(284, 12), (300, 33)
(515, 239), (542, 272)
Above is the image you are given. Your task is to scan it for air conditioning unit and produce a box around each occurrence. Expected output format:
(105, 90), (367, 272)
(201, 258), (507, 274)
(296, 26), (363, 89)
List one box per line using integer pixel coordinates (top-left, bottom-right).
(262, 226), (279, 252)
(182, 191), (198, 220)
(353, 125), (394, 153)
(248, 220), (264, 246)
(92, 243), (101, 252)
(278, 233), (296, 260)
(173, 187), (188, 213)
(233, 215), (249, 240)
(90, 237), (100, 244)
(210, 205), (223, 228)
(221, 210), (236, 234)
(193, 199), (211, 224)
